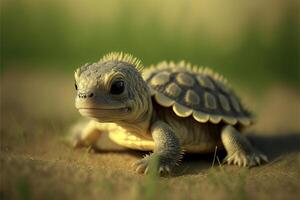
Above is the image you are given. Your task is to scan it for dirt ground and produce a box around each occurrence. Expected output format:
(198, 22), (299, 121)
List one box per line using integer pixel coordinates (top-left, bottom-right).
(1, 69), (300, 200)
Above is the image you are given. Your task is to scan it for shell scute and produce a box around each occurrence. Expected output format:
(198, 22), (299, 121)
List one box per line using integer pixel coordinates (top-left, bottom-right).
(209, 115), (222, 124)
(173, 103), (193, 117)
(145, 61), (253, 126)
(230, 96), (242, 113)
(154, 93), (174, 107)
(218, 94), (231, 112)
(184, 89), (200, 106)
(165, 82), (182, 98)
(176, 72), (195, 87)
(204, 92), (217, 110)
(196, 75), (216, 90)
(150, 71), (170, 86)
(193, 111), (209, 123)
(223, 116), (238, 125)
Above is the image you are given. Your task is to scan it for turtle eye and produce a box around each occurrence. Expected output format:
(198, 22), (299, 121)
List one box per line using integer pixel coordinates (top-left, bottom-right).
(75, 82), (78, 90)
(110, 80), (125, 95)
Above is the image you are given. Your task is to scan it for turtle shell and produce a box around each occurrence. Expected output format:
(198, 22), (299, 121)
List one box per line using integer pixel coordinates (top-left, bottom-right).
(143, 61), (254, 126)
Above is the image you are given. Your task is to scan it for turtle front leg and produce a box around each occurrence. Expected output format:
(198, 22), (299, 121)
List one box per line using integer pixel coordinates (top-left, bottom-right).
(221, 125), (268, 167)
(133, 121), (182, 175)
(71, 120), (104, 149)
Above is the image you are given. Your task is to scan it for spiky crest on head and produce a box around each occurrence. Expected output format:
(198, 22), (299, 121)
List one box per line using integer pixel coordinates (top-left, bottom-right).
(74, 63), (89, 81)
(74, 52), (144, 80)
(99, 52), (144, 72)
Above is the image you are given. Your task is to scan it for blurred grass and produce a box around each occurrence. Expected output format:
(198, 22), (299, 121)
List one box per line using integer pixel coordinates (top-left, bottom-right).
(1, 0), (299, 91)
(16, 177), (31, 200)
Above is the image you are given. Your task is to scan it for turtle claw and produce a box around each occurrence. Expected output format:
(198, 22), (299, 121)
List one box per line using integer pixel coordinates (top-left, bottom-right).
(72, 140), (81, 148)
(144, 167), (150, 175)
(87, 145), (97, 153)
(132, 154), (173, 176)
(70, 130), (83, 148)
(133, 158), (148, 174)
(158, 166), (171, 176)
(136, 164), (148, 174)
(224, 151), (268, 167)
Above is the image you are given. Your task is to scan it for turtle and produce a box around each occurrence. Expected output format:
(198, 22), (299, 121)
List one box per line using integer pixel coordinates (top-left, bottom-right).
(72, 52), (268, 175)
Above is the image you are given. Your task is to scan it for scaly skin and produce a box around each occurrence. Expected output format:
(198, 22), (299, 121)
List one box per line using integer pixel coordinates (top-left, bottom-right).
(221, 125), (268, 167)
(72, 52), (267, 175)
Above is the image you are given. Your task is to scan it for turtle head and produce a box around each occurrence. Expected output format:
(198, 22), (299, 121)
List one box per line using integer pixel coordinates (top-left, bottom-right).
(74, 52), (151, 123)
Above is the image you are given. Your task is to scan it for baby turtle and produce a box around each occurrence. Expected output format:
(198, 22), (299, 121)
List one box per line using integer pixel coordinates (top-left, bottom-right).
(72, 52), (268, 175)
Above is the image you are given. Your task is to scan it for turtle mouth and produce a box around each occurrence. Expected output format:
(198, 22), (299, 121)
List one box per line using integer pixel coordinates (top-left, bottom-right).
(78, 107), (130, 112)
(77, 107), (131, 119)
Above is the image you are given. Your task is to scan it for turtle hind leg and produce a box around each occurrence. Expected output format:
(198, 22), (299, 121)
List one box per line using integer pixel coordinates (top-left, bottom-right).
(221, 125), (268, 167)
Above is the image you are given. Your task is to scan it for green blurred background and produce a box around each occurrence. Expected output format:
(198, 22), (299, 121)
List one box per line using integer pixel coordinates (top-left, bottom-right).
(1, 0), (299, 91)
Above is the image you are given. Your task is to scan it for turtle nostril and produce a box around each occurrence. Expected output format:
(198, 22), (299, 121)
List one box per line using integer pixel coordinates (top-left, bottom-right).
(78, 92), (94, 98)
